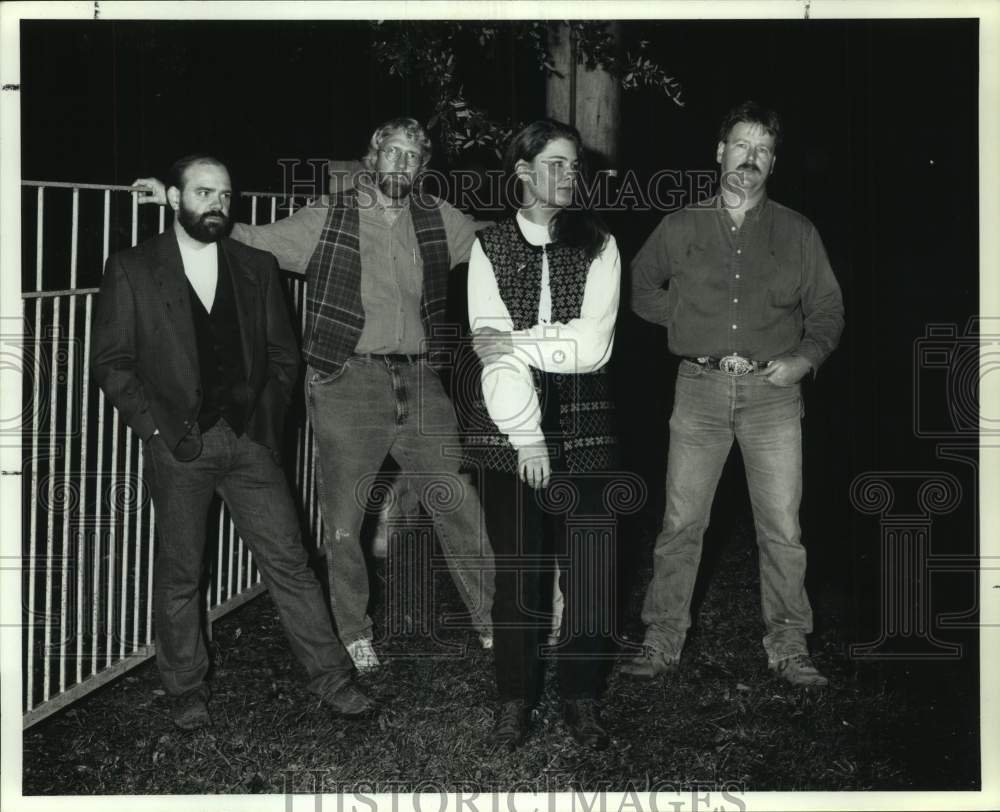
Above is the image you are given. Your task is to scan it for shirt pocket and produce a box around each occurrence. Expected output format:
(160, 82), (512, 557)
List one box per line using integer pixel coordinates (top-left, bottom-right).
(765, 248), (802, 308)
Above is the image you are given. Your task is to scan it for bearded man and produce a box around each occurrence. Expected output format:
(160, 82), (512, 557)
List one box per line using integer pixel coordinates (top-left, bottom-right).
(133, 118), (495, 672)
(92, 156), (374, 729)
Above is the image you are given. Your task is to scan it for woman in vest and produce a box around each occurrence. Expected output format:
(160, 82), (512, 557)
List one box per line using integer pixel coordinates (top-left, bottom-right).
(465, 119), (622, 751)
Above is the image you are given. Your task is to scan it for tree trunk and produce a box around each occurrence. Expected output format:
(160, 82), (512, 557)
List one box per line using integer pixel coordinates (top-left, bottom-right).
(545, 22), (621, 170)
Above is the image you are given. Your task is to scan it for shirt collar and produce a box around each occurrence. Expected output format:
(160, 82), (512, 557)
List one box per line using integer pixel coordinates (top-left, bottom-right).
(711, 190), (770, 225)
(515, 209), (553, 246)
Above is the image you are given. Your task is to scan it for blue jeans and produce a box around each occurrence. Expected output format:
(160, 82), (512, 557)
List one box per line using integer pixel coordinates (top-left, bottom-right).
(145, 421), (354, 699)
(640, 360), (813, 663)
(306, 357), (494, 644)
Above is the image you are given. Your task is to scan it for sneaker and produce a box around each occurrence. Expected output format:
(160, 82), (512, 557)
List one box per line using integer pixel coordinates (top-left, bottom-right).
(479, 632), (494, 650)
(491, 699), (530, 751)
(324, 682), (376, 718)
(769, 653), (829, 688)
(346, 638), (380, 673)
(562, 698), (610, 750)
(171, 688), (211, 731)
(619, 645), (680, 679)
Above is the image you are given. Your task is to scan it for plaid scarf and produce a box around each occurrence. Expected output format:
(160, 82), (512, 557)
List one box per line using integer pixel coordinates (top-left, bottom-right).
(302, 189), (451, 373)
(462, 217), (618, 474)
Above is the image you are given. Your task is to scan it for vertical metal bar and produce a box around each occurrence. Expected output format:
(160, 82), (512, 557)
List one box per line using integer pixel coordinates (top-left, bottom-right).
(119, 429), (133, 658)
(158, 205), (165, 234)
(79, 290), (94, 683)
(226, 510), (235, 601)
(107, 406), (119, 667)
(58, 188), (81, 693)
(270, 197), (277, 224)
(26, 186), (45, 711)
(93, 189), (110, 674)
(251, 195), (258, 226)
(215, 509), (224, 607)
(237, 522), (245, 594)
(133, 442), (144, 650)
(131, 192), (139, 247)
(146, 500), (156, 645)
(44, 294), (61, 702)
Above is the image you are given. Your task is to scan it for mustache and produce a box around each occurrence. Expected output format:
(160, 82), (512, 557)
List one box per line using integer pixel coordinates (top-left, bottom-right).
(737, 161), (760, 172)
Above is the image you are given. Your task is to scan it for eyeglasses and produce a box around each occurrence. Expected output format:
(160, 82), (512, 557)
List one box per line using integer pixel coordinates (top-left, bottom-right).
(379, 145), (423, 169)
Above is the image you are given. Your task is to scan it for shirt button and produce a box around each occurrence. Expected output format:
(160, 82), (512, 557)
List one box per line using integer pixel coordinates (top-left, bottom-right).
(732, 324), (738, 330)
(736, 249), (742, 255)
(735, 274), (741, 279)
(730, 226), (736, 232)
(733, 298), (739, 303)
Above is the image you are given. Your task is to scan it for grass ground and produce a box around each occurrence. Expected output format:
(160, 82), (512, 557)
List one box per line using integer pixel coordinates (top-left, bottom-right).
(22, 511), (979, 796)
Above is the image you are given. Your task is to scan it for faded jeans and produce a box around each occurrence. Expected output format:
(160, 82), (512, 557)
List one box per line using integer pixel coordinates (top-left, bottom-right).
(640, 360), (813, 664)
(306, 356), (494, 644)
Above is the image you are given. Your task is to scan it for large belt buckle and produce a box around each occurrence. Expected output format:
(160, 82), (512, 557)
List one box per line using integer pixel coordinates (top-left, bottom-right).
(719, 354), (754, 376)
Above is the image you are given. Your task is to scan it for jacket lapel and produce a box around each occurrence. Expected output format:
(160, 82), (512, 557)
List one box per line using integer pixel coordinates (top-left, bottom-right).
(222, 240), (257, 375)
(149, 231), (199, 372)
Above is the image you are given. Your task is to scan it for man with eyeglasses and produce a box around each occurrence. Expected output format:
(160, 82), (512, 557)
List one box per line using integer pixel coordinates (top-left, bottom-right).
(132, 118), (494, 673)
(622, 101), (844, 687)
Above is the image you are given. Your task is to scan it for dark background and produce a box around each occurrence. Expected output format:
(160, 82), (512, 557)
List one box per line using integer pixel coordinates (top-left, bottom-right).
(20, 15), (982, 764)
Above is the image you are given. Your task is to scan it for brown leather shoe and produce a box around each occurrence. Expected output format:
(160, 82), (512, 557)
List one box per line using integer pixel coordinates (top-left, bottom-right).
(324, 682), (376, 718)
(562, 698), (610, 750)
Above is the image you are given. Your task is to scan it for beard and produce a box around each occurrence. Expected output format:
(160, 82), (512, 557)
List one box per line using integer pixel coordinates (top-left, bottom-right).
(177, 205), (230, 243)
(377, 170), (414, 202)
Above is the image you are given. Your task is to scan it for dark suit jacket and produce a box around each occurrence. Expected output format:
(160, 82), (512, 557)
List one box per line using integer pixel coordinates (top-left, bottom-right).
(91, 229), (300, 462)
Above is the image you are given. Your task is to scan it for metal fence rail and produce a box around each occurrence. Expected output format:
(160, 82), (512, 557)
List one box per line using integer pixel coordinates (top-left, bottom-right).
(21, 181), (320, 728)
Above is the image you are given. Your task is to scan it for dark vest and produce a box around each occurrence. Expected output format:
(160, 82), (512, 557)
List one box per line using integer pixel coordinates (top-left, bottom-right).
(187, 248), (248, 435)
(461, 217), (618, 474)
(302, 188), (452, 373)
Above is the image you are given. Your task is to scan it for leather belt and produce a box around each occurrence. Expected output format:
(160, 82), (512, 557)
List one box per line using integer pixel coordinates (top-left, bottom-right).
(354, 352), (426, 365)
(686, 354), (771, 376)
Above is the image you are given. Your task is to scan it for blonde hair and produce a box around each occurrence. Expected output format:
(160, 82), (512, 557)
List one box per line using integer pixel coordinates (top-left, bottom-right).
(361, 117), (433, 170)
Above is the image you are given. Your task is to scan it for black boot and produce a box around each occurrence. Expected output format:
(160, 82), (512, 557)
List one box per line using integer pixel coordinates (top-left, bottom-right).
(562, 698), (610, 750)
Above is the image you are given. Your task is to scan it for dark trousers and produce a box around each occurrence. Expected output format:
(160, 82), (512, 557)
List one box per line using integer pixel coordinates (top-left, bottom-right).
(482, 468), (616, 705)
(145, 421), (354, 700)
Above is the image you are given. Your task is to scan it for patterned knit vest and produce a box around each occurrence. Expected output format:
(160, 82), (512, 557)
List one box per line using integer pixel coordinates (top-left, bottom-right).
(302, 189), (452, 373)
(461, 217), (618, 474)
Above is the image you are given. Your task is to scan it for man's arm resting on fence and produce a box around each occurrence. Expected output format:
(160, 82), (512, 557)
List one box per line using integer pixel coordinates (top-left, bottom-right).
(131, 177), (322, 276)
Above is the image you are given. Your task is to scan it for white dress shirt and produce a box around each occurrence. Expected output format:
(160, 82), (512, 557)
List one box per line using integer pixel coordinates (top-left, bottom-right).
(467, 210), (621, 448)
(175, 221), (219, 312)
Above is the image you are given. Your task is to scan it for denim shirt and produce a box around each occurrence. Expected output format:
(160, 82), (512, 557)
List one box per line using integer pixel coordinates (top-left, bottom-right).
(631, 195), (844, 370)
